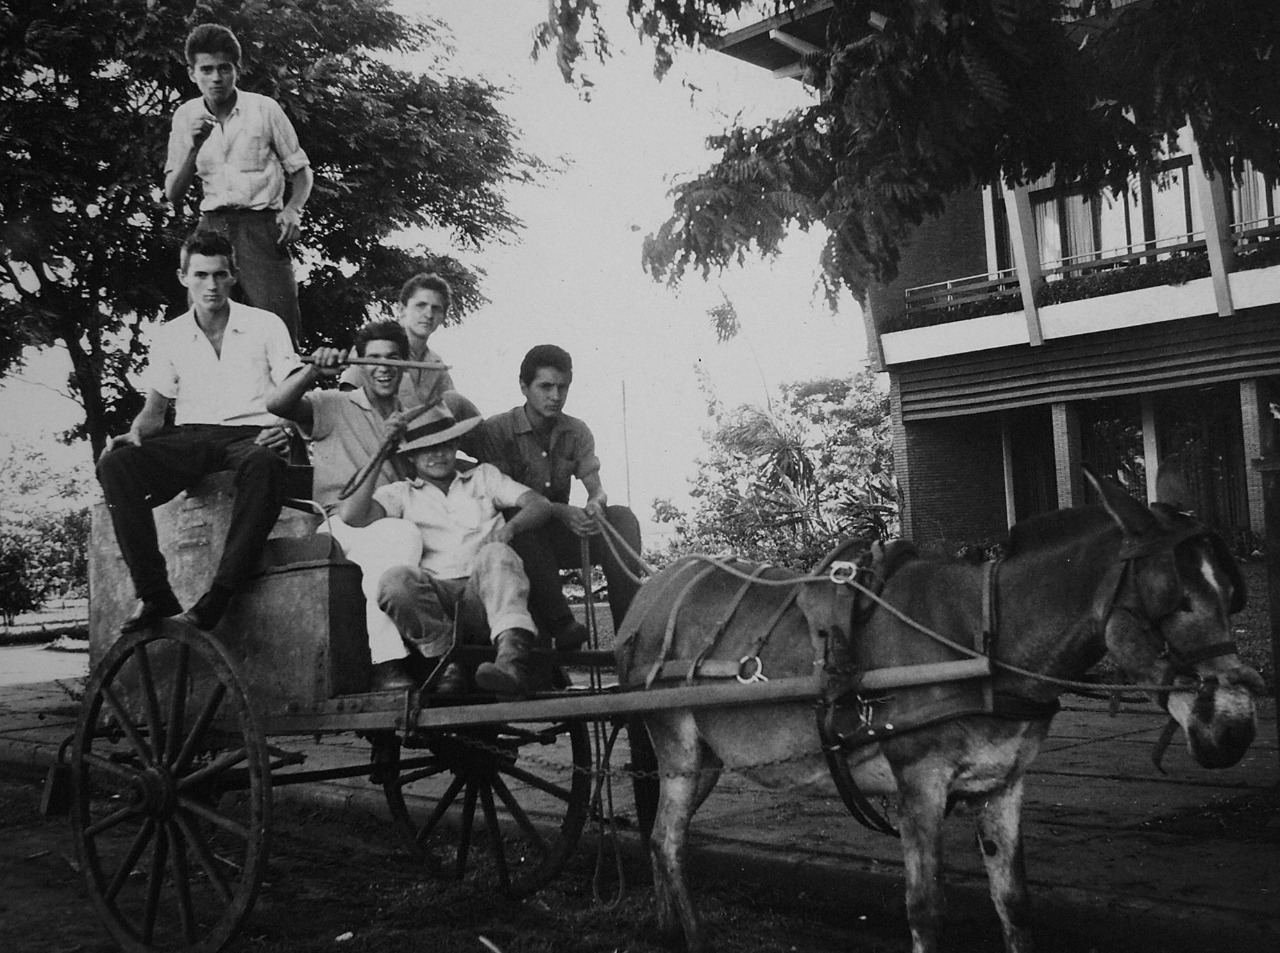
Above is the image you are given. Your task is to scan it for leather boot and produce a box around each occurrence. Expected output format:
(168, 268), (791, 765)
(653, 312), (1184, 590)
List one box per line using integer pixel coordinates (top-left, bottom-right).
(433, 662), (468, 697)
(475, 628), (538, 695)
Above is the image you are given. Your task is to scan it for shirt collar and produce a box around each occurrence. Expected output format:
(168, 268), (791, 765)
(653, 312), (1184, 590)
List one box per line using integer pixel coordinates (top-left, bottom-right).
(348, 387), (401, 414)
(406, 466), (477, 491)
(180, 300), (251, 341)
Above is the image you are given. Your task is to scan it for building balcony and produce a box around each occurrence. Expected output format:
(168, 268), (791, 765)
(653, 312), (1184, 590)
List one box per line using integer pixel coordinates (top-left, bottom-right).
(880, 218), (1280, 367)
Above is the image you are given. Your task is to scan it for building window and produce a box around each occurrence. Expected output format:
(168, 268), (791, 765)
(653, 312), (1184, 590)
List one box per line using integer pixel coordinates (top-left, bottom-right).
(1230, 157), (1280, 235)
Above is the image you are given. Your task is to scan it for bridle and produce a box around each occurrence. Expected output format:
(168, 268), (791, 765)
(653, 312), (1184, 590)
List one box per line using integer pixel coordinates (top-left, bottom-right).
(1107, 523), (1241, 708)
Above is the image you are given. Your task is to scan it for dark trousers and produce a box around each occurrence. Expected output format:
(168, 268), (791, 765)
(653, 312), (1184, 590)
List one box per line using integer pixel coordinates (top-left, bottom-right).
(96, 424), (286, 602)
(509, 505), (643, 633)
(199, 209), (300, 342)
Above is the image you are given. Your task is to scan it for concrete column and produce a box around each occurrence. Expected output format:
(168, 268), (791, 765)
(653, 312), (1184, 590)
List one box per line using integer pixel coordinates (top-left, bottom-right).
(1003, 185), (1044, 346)
(1001, 413), (1017, 528)
(983, 185), (1000, 276)
(1190, 129), (1236, 317)
(1052, 401), (1084, 509)
(862, 298), (886, 373)
(1141, 395), (1159, 505)
(1241, 379), (1267, 537)
(890, 375), (911, 539)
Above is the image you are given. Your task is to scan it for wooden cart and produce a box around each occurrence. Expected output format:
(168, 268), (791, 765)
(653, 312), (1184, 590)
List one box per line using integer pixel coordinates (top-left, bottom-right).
(69, 473), (820, 953)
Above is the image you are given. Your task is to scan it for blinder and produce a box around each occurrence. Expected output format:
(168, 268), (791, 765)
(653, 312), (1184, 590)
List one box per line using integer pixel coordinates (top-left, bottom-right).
(1121, 525), (1246, 618)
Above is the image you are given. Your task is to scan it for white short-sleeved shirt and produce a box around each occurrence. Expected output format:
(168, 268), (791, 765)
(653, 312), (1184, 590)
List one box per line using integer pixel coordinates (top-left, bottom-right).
(141, 302), (301, 426)
(166, 90), (310, 211)
(373, 463), (532, 579)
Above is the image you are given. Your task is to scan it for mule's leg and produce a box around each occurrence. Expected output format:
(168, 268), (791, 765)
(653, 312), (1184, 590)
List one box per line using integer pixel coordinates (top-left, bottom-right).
(895, 763), (952, 953)
(977, 778), (1033, 953)
(645, 712), (722, 952)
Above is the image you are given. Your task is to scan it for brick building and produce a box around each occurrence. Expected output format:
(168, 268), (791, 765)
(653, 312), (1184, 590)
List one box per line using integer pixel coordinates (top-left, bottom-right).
(718, 1), (1280, 551)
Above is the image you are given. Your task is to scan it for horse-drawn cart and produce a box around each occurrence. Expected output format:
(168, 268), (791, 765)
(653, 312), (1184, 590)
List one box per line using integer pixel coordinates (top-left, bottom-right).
(67, 472), (842, 953)
(65, 467), (1265, 953)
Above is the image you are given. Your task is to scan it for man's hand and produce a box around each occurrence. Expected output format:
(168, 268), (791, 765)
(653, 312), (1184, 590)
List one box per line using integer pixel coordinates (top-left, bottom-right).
(100, 432), (141, 460)
(255, 424), (292, 455)
(309, 346), (347, 377)
(557, 504), (600, 538)
(383, 409), (412, 442)
(276, 206), (303, 246)
(187, 111), (216, 148)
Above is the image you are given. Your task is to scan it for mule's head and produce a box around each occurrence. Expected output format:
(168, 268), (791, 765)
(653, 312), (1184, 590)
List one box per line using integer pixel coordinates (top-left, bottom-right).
(1086, 468), (1264, 769)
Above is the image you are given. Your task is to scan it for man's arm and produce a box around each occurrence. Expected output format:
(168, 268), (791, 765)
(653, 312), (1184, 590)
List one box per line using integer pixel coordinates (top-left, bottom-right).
(100, 390), (170, 458)
(276, 166), (313, 245)
(265, 346), (345, 429)
(165, 107), (215, 208)
(336, 458), (389, 528)
(492, 490), (551, 544)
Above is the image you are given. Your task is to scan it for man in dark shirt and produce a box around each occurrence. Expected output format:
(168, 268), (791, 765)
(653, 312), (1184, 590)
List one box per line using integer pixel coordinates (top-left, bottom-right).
(471, 345), (643, 648)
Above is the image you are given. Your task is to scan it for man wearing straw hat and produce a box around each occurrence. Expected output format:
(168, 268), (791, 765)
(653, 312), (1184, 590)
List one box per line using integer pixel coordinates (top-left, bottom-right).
(339, 403), (552, 695)
(266, 319), (426, 678)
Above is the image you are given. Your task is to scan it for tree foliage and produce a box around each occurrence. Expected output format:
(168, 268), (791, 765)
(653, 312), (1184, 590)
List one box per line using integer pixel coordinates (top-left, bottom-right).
(0, 442), (95, 617)
(542, 0), (1280, 302)
(654, 370), (897, 568)
(1, 0), (542, 455)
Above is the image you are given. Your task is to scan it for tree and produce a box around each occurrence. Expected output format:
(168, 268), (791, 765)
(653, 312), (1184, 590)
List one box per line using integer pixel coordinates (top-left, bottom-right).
(540, 1), (1280, 303)
(654, 370), (897, 567)
(1, 0), (542, 456)
(0, 442), (96, 616)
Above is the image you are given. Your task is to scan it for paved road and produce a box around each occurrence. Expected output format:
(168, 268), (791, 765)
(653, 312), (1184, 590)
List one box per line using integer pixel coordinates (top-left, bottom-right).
(0, 644), (87, 687)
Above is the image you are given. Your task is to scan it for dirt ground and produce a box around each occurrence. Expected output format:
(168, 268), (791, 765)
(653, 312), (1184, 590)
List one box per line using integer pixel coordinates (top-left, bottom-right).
(0, 765), (916, 953)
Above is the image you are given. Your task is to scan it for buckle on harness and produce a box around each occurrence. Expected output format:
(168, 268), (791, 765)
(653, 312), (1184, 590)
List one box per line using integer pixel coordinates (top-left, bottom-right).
(736, 655), (768, 684)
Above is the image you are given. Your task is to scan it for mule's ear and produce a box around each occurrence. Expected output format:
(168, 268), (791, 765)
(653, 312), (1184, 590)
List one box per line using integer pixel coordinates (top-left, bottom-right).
(1083, 465), (1155, 537)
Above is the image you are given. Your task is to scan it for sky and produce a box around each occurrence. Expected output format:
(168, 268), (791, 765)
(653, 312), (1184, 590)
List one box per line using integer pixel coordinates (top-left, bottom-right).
(0, 0), (871, 538)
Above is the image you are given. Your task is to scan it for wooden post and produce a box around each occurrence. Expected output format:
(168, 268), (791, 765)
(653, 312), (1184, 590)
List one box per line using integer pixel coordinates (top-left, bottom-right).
(1252, 455), (1280, 759)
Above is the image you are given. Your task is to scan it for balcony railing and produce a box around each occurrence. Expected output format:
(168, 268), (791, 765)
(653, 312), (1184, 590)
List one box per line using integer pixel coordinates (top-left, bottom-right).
(895, 216), (1279, 334)
(902, 269), (1019, 317)
(1041, 231), (1206, 282)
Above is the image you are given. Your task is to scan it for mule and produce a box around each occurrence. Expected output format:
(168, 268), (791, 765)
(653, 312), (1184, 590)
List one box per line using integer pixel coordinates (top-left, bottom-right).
(616, 470), (1263, 953)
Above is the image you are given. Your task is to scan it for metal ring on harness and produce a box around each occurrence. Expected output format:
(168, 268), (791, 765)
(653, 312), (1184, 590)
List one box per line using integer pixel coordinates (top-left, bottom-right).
(828, 561), (857, 585)
(736, 655), (768, 684)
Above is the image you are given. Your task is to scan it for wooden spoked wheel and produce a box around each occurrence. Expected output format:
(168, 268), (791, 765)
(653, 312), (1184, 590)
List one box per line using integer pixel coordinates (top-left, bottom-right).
(70, 619), (271, 953)
(379, 717), (592, 898)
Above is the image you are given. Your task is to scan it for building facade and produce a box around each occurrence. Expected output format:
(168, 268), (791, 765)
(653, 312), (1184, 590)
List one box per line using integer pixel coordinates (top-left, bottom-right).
(719, 2), (1280, 552)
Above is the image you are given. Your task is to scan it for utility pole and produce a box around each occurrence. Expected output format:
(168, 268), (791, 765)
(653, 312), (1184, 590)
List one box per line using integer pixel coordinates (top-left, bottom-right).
(622, 379), (632, 506)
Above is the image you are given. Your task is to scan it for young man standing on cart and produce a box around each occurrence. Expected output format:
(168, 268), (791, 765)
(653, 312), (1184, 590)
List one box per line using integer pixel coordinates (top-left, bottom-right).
(266, 320), (434, 684)
(165, 24), (312, 341)
(471, 345), (644, 648)
(339, 403), (553, 695)
(97, 229), (300, 634)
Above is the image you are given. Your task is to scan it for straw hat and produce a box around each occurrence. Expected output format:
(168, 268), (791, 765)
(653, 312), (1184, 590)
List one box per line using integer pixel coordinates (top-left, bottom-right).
(396, 403), (481, 454)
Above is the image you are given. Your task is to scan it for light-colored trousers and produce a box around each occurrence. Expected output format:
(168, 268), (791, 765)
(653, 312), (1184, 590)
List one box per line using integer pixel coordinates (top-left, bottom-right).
(323, 516), (423, 664)
(376, 542), (536, 660)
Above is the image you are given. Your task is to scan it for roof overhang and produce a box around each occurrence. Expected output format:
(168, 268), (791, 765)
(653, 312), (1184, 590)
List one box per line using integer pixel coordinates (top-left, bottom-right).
(711, 1), (835, 80)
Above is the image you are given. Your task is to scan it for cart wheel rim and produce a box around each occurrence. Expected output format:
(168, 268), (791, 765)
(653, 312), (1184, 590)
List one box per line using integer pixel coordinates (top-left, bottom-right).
(379, 717), (592, 898)
(70, 619), (271, 953)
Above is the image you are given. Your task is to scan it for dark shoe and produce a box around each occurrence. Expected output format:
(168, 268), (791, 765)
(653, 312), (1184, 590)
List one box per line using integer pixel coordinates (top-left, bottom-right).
(181, 585), (233, 632)
(553, 620), (590, 652)
(475, 628), (538, 695)
(433, 662), (468, 696)
(370, 659), (418, 692)
(120, 591), (182, 633)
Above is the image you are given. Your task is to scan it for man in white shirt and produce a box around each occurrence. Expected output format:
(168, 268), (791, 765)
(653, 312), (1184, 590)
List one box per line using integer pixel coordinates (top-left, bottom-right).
(165, 24), (313, 339)
(96, 230), (300, 633)
(339, 403), (551, 694)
